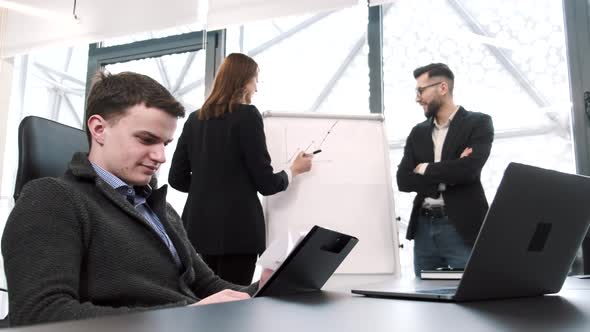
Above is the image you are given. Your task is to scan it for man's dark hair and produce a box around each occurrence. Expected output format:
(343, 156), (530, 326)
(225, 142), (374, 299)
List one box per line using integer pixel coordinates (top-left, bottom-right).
(85, 71), (186, 146)
(413, 63), (455, 94)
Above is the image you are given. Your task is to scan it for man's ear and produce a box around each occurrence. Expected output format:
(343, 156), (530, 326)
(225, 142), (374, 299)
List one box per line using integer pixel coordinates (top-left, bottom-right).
(440, 81), (449, 96)
(87, 114), (108, 146)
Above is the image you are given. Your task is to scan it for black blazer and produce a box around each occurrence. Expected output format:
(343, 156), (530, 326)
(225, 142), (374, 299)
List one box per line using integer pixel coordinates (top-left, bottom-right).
(397, 107), (494, 245)
(169, 104), (288, 255)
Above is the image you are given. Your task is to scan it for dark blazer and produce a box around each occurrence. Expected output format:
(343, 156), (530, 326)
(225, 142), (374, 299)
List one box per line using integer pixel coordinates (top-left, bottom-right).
(397, 107), (494, 245)
(1, 152), (256, 327)
(169, 104), (288, 255)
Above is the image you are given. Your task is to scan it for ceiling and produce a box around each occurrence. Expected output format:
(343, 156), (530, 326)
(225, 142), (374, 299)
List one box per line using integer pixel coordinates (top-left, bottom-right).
(0, 0), (202, 57)
(0, 0), (360, 57)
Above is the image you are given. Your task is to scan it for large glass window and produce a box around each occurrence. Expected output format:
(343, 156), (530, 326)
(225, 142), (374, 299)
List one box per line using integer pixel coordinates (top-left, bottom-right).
(226, 4), (370, 114)
(0, 45), (89, 221)
(382, 0), (573, 276)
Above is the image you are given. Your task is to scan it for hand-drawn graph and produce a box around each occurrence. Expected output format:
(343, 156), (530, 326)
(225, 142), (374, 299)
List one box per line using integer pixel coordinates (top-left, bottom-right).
(284, 120), (339, 163)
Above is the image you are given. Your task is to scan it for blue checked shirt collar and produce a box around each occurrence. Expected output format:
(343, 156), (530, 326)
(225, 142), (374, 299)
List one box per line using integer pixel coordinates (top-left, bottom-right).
(90, 163), (150, 203)
(90, 162), (182, 268)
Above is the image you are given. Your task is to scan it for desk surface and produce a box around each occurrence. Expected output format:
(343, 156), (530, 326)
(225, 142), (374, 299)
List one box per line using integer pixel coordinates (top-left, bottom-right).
(8, 277), (590, 332)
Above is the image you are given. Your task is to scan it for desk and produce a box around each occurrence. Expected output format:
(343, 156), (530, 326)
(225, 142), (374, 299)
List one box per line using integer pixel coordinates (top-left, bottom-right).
(7, 277), (590, 332)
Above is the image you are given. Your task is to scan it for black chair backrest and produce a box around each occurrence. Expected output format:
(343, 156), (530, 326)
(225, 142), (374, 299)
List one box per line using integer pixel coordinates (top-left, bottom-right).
(13, 116), (88, 201)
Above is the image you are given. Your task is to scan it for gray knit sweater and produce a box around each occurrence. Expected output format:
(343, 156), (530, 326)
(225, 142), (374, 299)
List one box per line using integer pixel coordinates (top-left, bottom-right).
(1, 152), (257, 326)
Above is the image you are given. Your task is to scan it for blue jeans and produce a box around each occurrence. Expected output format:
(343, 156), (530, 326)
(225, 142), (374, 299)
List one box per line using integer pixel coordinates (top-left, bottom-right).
(413, 214), (472, 277)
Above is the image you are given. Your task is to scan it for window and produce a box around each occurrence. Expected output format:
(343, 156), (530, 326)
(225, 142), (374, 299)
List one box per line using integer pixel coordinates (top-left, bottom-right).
(226, 4), (370, 114)
(1, 45), (89, 222)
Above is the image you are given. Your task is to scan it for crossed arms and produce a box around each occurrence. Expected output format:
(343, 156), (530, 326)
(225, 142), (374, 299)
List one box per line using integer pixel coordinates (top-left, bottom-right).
(397, 114), (494, 196)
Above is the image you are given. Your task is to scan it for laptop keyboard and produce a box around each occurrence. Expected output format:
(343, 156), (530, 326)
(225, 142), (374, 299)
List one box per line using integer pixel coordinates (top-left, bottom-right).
(416, 287), (457, 295)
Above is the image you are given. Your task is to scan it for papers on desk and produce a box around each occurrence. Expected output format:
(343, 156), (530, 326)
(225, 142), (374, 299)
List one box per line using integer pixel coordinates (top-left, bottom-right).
(420, 269), (463, 280)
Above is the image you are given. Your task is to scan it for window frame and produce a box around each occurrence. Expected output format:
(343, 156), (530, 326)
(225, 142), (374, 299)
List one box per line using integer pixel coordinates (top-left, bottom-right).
(85, 30), (225, 123)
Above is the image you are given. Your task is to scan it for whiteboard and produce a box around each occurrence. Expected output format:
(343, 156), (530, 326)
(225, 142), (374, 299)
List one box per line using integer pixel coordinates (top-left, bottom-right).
(262, 112), (400, 274)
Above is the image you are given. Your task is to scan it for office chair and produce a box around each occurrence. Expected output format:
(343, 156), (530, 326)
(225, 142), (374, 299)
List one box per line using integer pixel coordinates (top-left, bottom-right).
(13, 116), (88, 201)
(1, 116), (88, 327)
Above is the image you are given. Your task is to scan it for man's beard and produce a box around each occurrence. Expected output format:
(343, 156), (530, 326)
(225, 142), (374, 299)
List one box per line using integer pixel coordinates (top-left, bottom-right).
(424, 98), (442, 118)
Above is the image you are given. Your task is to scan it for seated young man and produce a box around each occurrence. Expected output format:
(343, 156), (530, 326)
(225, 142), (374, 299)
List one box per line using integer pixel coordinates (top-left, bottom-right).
(2, 71), (262, 327)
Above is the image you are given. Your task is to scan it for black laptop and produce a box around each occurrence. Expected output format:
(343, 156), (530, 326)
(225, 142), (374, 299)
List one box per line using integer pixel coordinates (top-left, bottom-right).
(255, 225), (358, 297)
(352, 163), (590, 301)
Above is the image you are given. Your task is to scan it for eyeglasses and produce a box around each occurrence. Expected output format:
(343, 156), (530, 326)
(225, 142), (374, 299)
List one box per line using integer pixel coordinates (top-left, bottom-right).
(415, 81), (443, 96)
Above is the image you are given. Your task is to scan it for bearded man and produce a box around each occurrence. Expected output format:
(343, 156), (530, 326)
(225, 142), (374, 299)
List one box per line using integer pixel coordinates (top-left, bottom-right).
(396, 63), (494, 277)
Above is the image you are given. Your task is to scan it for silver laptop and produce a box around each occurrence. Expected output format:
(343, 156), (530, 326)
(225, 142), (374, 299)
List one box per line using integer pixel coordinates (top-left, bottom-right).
(351, 163), (590, 301)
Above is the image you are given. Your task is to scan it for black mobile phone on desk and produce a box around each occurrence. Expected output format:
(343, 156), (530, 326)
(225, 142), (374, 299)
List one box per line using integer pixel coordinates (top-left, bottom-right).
(254, 226), (358, 297)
